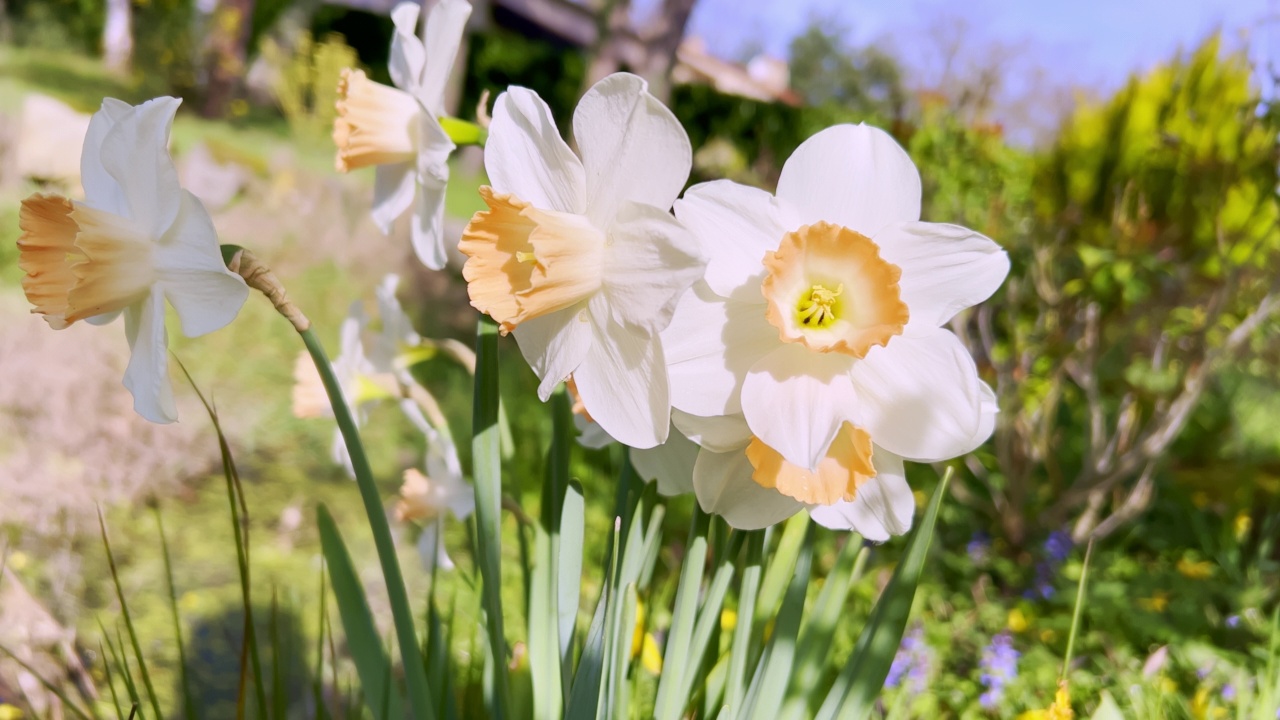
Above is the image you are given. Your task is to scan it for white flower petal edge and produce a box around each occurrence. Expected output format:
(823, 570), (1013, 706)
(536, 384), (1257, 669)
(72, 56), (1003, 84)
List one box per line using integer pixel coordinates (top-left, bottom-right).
(571, 299), (670, 449)
(484, 87), (585, 213)
(741, 343), (859, 470)
(418, 0), (472, 115)
(775, 123), (921, 237)
(808, 448), (913, 542)
(573, 73), (691, 228)
(156, 190), (251, 338)
(693, 447), (805, 531)
(872, 221), (1010, 330)
(371, 161), (416, 235)
(849, 327), (985, 462)
(601, 202), (704, 334)
(631, 424), (699, 496)
(123, 289), (177, 423)
(673, 180), (787, 298)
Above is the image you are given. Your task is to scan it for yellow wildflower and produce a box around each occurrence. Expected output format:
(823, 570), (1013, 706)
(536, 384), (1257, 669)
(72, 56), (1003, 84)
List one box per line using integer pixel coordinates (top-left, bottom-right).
(1008, 607), (1029, 633)
(1177, 557), (1215, 580)
(1047, 681), (1073, 720)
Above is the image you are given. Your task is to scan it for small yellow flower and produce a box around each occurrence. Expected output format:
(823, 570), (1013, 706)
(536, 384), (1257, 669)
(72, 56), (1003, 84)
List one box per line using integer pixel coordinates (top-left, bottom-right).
(0, 704), (23, 720)
(639, 634), (663, 674)
(1047, 681), (1073, 720)
(1008, 607), (1029, 633)
(1234, 512), (1251, 540)
(7, 551), (28, 571)
(1039, 629), (1057, 643)
(720, 609), (738, 632)
(1157, 676), (1178, 694)
(1177, 557), (1215, 580)
(1138, 592), (1170, 613)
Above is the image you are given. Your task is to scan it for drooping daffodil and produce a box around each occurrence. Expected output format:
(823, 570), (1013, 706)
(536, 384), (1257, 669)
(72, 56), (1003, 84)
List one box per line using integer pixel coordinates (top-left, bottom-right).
(395, 425), (474, 572)
(333, 0), (471, 270)
(458, 72), (706, 449)
(16, 97), (248, 424)
(663, 124), (1008, 537)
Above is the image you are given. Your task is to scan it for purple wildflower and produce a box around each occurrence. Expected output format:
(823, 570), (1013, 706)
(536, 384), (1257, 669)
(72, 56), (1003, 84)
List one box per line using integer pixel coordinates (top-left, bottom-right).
(978, 632), (1019, 709)
(886, 626), (932, 693)
(967, 531), (991, 564)
(1222, 683), (1236, 702)
(1044, 531), (1073, 563)
(1226, 614), (1241, 628)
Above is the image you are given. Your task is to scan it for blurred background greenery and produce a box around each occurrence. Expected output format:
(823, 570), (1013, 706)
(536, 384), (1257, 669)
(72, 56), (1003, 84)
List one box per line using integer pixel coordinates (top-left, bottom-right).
(0, 0), (1277, 717)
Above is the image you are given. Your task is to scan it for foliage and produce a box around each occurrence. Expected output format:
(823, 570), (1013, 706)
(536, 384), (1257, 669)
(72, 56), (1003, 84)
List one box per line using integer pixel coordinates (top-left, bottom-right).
(259, 31), (359, 143)
(788, 17), (907, 124)
(461, 28), (587, 127)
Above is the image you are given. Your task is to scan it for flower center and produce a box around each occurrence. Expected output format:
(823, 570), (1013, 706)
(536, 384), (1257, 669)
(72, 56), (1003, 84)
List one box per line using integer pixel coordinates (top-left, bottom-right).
(459, 186), (604, 335)
(17, 193), (155, 329)
(747, 421), (876, 505)
(797, 283), (843, 328)
(333, 69), (423, 172)
(761, 221), (909, 357)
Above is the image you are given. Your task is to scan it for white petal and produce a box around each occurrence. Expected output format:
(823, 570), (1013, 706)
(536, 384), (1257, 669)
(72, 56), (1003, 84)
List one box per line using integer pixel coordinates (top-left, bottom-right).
(417, 520), (455, 572)
(631, 424), (698, 496)
(99, 96), (183, 238)
(741, 343), (858, 470)
(809, 448), (913, 541)
(86, 309), (124, 326)
(511, 303), (592, 401)
(80, 98), (131, 216)
(574, 413), (614, 449)
(776, 124), (921, 237)
(573, 73), (690, 227)
(664, 282), (777, 417)
(570, 299), (669, 449)
(371, 161), (416, 235)
(122, 288), (177, 424)
(601, 201), (705, 333)
(418, 0), (472, 115)
(332, 427), (355, 479)
(693, 447), (804, 530)
(155, 190), (248, 337)
(849, 328), (984, 462)
(973, 380), (998, 447)
(485, 87), (585, 214)
(673, 180), (787, 298)
(873, 221), (1010, 329)
(411, 176), (449, 270)
(388, 2), (426, 93)
(670, 410), (751, 453)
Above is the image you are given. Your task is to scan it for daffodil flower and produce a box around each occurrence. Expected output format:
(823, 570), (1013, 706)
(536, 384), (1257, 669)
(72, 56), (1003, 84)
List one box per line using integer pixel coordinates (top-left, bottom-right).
(664, 124), (1008, 536)
(396, 425), (474, 572)
(16, 97), (248, 424)
(333, 0), (471, 270)
(459, 73), (705, 449)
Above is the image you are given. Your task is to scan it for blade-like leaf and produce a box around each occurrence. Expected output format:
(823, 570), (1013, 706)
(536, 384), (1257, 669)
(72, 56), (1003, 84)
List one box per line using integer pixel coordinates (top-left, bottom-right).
(744, 525), (814, 720)
(815, 470), (952, 720)
(317, 503), (404, 720)
(654, 508), (711, 719)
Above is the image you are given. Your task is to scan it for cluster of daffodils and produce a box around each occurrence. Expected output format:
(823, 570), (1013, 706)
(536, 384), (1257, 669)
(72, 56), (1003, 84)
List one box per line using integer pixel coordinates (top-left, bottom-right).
(13, 0), (1007, 544)
(456, 76), (1008, 540)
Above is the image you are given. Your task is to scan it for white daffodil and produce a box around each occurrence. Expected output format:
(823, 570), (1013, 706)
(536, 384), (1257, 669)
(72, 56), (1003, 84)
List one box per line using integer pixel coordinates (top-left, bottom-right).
(664, 124), (1008, 537)
(459, 73), (705, 449)
(396, 425), (474, 572)
(16, 97), (248, 424)
(333, 0), (471, 269)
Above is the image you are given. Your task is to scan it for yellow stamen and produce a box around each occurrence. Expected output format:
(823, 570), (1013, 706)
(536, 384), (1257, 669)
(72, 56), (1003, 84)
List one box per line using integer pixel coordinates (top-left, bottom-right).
(796, 283), (843, 328)
(761, 221), (909, 357)
(746, 422), (876, 505)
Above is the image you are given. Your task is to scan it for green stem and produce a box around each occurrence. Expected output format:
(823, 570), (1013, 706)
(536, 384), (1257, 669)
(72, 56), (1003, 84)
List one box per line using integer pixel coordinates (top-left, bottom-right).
(1061, 538), (1094, 680)
(471, 316), (513, 719)
(300, 327), (437, 720)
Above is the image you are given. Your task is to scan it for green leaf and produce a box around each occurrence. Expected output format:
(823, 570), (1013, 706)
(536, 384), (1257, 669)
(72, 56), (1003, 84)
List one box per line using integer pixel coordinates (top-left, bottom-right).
(1090, 691), (1125, 720)
(152, 505), (198, 720)
(654, 508), (711, 720)
(99, 510), (164, 720)
(300, 328), (437, 720)
(724, 531), (765, 717)
(317, 503), (404, 720)
(744, 524), (814, 720)
(755, 513), (809, 623)
(471, 316), (513, 719)
(815, 469), (952, 720)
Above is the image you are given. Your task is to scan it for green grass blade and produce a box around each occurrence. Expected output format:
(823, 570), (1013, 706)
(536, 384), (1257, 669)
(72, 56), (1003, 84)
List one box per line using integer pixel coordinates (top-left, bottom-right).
(677, 530), (746, 711)
(177, 359), (267, 716)
(0, 643), (96, 720)
(152, 505), (198, 720)
(785, 539), (870, 716)
(565, 582), (611, 719)
(744, 524), (814, 720)
(100, 640), (126, 720)
(471, 317), (513, 719)
(559, 480), (585, 667)
(301, 327), (437, 720)
(724, 531), (765, 717)
(815, 470), (952, 720)
(101, 623), (142, 718)
(316, 503), (404, 720)
(313, 563), (329, 720)
(755, 513), (809, 624)
(1062, 538), (1094, 679)
(655, 507), (711, 719)
(98, 510), (164, 720)
(530, 390), (573, 720)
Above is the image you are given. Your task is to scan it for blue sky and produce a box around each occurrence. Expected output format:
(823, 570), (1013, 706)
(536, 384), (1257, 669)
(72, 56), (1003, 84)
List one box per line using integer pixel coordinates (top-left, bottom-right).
(672, 0), (1277, 91)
